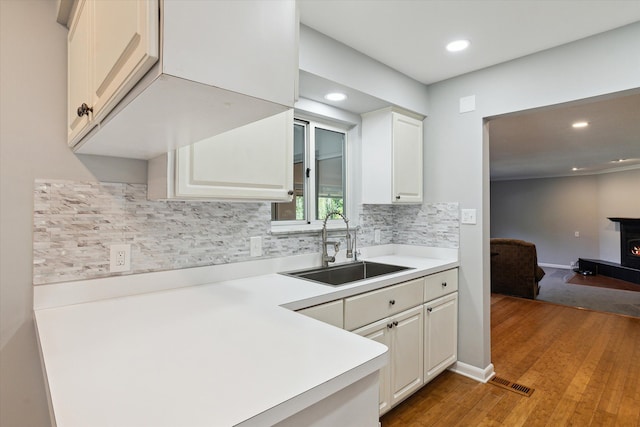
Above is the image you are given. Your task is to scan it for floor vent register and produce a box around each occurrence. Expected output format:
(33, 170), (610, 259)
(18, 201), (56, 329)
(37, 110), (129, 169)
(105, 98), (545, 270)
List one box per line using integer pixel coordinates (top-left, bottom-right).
(489, 376), (535, 397)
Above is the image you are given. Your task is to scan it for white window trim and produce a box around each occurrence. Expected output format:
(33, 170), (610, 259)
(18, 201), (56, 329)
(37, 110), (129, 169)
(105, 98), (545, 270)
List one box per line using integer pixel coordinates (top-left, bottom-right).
(271, 116), (351, 233)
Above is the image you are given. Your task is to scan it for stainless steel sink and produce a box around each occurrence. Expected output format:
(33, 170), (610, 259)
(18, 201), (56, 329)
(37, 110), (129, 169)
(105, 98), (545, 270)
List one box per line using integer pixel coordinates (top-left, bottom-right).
(282, 261), (412, 286)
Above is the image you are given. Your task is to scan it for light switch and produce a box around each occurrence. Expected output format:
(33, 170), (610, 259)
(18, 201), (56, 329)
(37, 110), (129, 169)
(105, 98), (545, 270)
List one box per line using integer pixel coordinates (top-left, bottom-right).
(461, 209), (477, 225)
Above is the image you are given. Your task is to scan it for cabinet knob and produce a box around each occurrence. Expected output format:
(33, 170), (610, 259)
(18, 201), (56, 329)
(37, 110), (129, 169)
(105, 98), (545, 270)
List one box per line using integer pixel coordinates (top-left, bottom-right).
(442, 282), (447, 287)
(387, 323), (394, 329)
(427, 307), (433, 313)
(395, 195), (401, 200)
(77, 103), (93, 117)
(287, 190), (294, 196)
(389, 299), (396, 305)
(393, 321), (398, 327)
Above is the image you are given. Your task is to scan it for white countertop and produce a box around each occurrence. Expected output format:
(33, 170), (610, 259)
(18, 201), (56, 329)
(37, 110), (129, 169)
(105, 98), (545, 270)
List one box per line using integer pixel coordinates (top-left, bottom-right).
(34, 245), (458, 426)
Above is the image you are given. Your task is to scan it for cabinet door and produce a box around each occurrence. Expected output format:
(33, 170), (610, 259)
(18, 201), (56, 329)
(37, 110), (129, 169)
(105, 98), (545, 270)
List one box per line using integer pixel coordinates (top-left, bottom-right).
(175, 110), (294, 201)
(392, 113), (423, 204)
(67, 0), (92, 145)
(353, 318), (392, 415)
(424, 292), (458, 382)
(297, 300), (344, 329)
(390, 305), (424, 406)
(91, 0), (158, 121)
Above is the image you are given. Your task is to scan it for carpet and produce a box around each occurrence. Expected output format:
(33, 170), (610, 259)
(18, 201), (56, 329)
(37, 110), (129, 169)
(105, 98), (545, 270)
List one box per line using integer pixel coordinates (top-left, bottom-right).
(536, 267), (640, 317)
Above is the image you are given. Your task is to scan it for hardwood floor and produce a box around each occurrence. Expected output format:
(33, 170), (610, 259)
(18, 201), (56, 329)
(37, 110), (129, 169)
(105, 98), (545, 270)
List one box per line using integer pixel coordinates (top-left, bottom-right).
(380, 294), (640, 426)
(567, 272), (640, 292)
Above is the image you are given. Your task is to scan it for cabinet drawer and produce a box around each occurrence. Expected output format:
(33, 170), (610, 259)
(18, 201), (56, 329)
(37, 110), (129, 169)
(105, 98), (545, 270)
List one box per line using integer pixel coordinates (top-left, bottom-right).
(424, 269), (458, 302)
(344, 278), (424, 331)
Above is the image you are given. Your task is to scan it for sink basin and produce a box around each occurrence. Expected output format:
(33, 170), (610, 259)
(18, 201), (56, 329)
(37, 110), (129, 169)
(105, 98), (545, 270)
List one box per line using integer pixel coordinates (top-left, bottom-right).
(282, 261), (412, 286)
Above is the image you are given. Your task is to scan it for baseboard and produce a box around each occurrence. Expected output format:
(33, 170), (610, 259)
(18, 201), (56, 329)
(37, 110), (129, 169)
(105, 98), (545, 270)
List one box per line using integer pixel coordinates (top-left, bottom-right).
(448, 361), (495, 383)
(539, 263), (571, 270)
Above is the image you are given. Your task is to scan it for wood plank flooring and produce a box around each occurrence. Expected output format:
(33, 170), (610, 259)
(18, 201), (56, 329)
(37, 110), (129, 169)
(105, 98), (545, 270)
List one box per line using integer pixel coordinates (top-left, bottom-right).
(380, 294), (640, 426)
(567, 273), (640, 292)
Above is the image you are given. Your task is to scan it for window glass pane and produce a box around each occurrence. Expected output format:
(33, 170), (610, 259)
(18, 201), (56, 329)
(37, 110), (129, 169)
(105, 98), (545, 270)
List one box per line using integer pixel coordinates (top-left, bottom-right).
(315, 127), (345, 221)
(271, 123), (305, 221)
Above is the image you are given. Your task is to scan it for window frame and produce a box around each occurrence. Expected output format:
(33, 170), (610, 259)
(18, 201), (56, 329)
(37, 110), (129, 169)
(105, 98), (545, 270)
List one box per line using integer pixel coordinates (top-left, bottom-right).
(271, 116), (350, 233)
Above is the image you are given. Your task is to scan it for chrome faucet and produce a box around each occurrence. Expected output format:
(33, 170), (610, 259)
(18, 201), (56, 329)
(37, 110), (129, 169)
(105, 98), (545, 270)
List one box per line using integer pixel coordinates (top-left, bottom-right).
(321, 211), (354, 267)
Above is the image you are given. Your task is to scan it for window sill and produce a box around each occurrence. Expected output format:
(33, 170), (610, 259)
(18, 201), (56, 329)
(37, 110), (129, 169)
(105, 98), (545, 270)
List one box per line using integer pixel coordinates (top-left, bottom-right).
(270, 221), (352, 236)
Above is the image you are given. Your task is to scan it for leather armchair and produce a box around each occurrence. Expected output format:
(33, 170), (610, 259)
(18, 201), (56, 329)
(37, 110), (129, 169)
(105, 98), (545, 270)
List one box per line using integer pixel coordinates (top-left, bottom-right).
(490, 238), (545, 299)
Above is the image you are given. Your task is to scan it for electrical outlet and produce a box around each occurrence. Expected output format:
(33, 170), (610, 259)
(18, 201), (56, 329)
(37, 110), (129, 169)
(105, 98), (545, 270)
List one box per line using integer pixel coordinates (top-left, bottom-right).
(110, 244), (131, 272)
(374, 229), (381, 244)
(250, 236), (262, 257)
(575, 231), (580, 238)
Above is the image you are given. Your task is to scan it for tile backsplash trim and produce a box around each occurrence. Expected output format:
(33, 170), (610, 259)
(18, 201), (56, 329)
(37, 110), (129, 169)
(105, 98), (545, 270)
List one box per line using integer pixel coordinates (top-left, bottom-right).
(33, 180), (459, 285)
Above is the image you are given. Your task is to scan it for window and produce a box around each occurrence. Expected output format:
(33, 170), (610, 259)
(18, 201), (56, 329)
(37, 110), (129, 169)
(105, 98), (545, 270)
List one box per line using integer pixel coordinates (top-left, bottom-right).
(272, 118), (347, 224)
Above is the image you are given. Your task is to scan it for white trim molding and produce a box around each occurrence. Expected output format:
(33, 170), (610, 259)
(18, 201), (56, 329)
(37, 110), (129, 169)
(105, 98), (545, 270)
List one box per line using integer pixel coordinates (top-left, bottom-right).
(449, 361), (496, 383)
(539, 263), (572, 270)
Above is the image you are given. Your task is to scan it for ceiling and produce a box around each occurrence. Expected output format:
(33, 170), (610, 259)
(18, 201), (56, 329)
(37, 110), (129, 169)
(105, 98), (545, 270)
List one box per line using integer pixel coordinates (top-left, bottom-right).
(297, 1), (640, 180)
(489, 91), (640, 180)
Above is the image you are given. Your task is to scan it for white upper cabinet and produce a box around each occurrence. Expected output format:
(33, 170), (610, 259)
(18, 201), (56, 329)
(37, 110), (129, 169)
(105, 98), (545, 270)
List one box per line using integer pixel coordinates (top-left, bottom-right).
(147, 110), (294, 202)
(90, 0), (159, 123)
(67, 0), (92, 143)
(67, 0), (158, 146)
(362, 109), (424, 204)
(62, 0), (298, 159)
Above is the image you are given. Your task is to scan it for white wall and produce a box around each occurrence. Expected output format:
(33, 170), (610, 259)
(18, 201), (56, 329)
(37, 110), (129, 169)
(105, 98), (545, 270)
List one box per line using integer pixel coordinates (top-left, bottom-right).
(491, 175), (600, 266)
(0, 2), (146, 425)
(425, 23), (640, 370)
(491, 169), (640, 267)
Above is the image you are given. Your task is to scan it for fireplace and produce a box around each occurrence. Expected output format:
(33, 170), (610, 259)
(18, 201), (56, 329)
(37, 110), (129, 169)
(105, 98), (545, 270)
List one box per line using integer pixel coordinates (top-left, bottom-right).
(609, 218), (640, 270)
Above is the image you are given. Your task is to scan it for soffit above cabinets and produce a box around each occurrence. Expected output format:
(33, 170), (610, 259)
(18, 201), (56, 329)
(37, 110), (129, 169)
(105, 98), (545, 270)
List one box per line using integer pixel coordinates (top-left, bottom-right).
(298, 71), (389, 115)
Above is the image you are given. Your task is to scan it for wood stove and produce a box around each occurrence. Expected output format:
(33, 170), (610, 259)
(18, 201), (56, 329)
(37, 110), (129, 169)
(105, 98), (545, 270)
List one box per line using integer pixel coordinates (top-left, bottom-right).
(609, 218), (640, 270)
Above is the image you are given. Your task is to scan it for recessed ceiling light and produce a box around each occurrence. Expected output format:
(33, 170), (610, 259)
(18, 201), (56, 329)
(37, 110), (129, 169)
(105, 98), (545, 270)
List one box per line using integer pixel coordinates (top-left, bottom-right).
(324, 92), (347, 102)
(446, 39), (470, 52)
(572, 167), (580, 171)
(611, 158), (627, 163)
(572, 121), (589, 128)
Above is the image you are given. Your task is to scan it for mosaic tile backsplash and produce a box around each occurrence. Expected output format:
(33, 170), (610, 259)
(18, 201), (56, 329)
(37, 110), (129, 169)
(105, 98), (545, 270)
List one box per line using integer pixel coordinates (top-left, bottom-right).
(33, 180), (459, 285)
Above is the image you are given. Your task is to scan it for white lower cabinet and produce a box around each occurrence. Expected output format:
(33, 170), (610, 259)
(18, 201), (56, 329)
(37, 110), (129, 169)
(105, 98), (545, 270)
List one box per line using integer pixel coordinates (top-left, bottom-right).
(296, 267), (459, 418)
(297, 300), (343, 329)
(353, 305), (423, 416)
(353, 319), (391, 414)
(424, 292), (458, 382)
